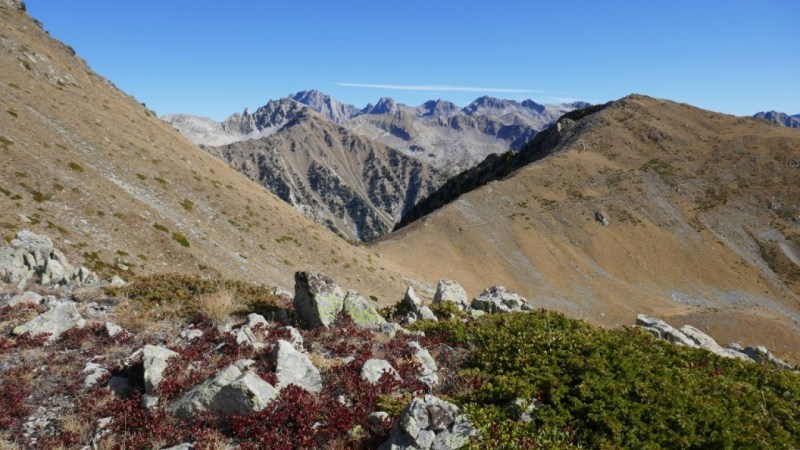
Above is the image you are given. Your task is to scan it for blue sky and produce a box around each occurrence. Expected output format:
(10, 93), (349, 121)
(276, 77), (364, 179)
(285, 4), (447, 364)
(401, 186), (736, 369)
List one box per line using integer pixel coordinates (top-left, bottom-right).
(26, 1), (799, 120)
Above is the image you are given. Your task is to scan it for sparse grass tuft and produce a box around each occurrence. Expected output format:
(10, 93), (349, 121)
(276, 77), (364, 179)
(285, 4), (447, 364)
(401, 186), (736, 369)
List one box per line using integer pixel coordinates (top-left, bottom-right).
(67, 161), (84, 172)
(191, 289), (238, 324)
(180, 198), (194, 211)
(152, 223), (169, 233)
(172, 232), (190, 247)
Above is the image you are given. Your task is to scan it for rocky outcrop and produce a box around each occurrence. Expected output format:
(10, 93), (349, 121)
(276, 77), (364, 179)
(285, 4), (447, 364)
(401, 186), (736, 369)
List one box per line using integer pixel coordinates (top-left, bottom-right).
(636, 314), (796, 370)
(293, 272), (345, 328)
(272, 340), (322, 394)
(0, 230), (98, 289)
(470, 286), (533, 314)
(379, 395), (478, 450)
(432, 279), (470, 312)
(233, 313), (269, 349)
(12, 300), (86, 340)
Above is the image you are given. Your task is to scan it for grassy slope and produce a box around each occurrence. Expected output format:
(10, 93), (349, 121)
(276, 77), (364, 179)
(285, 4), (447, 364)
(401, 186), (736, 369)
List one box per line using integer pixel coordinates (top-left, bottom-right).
(0, 3), (408, 300)
(376, 95), (800, 363)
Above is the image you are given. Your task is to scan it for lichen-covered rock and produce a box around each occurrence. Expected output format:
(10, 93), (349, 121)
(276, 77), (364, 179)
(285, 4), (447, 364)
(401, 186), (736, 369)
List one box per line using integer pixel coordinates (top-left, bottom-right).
(105, 321), (124, 338)
(361, 359), (402, 384)
(432, 279), (470, 312)
(379, 395), (478, 450)
(142, 345), (179, 394)
(12, 300), (86, 341)
(293, 271), (345, 328)
(409, 341), (438, 387)
(4, 290), (43, 307)
(471, 286), (533, 314)
(635, 314), (696, 347)
(343, 290), (386, 329)
(272, 340), (322, 394)
(83, 362), (109, 388)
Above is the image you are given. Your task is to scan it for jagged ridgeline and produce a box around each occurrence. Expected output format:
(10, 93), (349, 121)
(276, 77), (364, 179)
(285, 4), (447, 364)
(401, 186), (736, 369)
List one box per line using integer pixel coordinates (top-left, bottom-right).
(395, 102), (609, 230)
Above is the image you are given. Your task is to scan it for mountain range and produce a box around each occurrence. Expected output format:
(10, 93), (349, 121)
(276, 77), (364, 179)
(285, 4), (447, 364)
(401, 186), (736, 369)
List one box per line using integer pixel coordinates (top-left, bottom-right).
(2, 1), (799, 364)
(753, 110), (800, 128)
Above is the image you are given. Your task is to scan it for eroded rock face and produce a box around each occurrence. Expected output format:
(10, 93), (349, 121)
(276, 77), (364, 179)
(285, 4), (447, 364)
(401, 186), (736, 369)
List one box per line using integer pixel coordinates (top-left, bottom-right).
(293, 272), (345, 328)
(433, 279), (470, 312)
(12, 300), (86, 341)
(272, 340), (322, 394)
(379, 395), (478, 450)
(470, 286), (533, 314)
(0, 230), (98, 289)
(343, 290), (387, 330)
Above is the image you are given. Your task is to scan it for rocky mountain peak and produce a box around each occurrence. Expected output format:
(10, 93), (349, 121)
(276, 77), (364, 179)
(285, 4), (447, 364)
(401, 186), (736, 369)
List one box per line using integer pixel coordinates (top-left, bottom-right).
(753, 110), (800, 128)
(363, 96), (398, 115)
(290, 90), (359, 123)
(462, 96), (520, 115)
(418, 99), (460, 117)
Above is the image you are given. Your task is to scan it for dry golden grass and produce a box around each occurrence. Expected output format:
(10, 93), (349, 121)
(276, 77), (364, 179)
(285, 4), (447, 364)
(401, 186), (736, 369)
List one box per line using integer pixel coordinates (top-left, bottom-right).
(190, 289), (238, 324)
(0, 433), (22, 450)
(58, 414), (92, 445)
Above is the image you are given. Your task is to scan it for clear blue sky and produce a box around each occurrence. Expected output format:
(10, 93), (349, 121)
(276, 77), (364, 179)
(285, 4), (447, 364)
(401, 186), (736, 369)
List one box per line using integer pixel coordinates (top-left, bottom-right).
(26, 1), (799, 120)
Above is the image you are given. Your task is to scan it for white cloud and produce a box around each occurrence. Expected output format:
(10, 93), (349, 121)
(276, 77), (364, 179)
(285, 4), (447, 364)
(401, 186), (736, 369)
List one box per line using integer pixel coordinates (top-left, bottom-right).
(335, 82), (550, 94)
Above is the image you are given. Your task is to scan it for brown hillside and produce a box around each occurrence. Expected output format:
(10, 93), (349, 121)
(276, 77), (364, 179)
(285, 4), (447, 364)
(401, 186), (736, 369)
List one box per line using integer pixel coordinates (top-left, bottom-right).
(375, 95), (800, 362)
(0, 3), (407, 298)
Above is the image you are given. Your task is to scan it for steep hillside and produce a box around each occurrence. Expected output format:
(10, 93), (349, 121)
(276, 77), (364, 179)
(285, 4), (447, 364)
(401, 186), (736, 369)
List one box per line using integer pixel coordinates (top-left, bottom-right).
(377, 95), (800, 362)
(206, 110), (444, 241)
(0, 2), (408, 298)
(753, 110), (800, 128)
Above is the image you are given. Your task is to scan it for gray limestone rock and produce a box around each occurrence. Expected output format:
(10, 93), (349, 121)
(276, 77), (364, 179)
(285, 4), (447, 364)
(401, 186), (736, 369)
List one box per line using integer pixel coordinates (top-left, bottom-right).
(679, 325), (749, 360)
(5, 290), (42, 307)
(83, 362), (109, 388)
(379, 395), (478, 450)
(402, 286), (438, 322)
(742, 346), (796, 371)
(12, 300), (86, 340)
(105, 321), (124, 338)
(142, 344), (179, 394)
(635, 314), (696, 347)
(470, 286), (533, 314)
(433, 279), (470, 312)
(343, 290), (387, 330)
(361, 359), (402, 384)
(234, 313), (269, 349)
(293, 272), (345, 328)
(272, 340), (322, 394)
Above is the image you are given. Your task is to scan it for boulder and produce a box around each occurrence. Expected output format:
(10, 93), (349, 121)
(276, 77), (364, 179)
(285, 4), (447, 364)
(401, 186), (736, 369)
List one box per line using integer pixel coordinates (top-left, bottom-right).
(105, 322), (124, 338)
(5, 291), (43, 307)
(284, 325), (304, 349)
(379, 395), (478, 450)
(361, 359), (402, 384)
(470, 286), (533, 314)
(0, 231), (97, 288)
(368, 411), (391, 426)
(12, 300), (86, 340)
(343, 291), (387, 329)
(635, 314), (696, 347)
(272, 340), (322, 394)
(409, 341), (439, 387)
(402, 287), (438, 322)
(293, 272), (345, 328)
(211, 372), (278, 416)
(168, 359), (276, 418)
(432, 279), (470, 312)
(142, 345), (179, 394)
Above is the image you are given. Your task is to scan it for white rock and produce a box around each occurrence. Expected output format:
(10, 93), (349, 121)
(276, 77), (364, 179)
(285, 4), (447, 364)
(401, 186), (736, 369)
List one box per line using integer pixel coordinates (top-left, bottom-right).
(105, 322), (124, 338)
(272, 340), (322, 394)
(433, 279), (470, 312)
(142, 344), (179, 394)
(409, 341), (439, 387)
(12, 300), (86, 341)
(361, 359), (402, 384)
(292, 272), (345, 329)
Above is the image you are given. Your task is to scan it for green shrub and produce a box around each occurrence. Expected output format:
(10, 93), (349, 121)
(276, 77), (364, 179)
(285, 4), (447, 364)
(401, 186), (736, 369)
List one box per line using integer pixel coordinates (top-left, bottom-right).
(67, 161), (84, 172)
(172, 232), (190, 247)
(152, 223), (169, 233)
(415, 311), (800, 449)
(180, 199), (194, 211)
